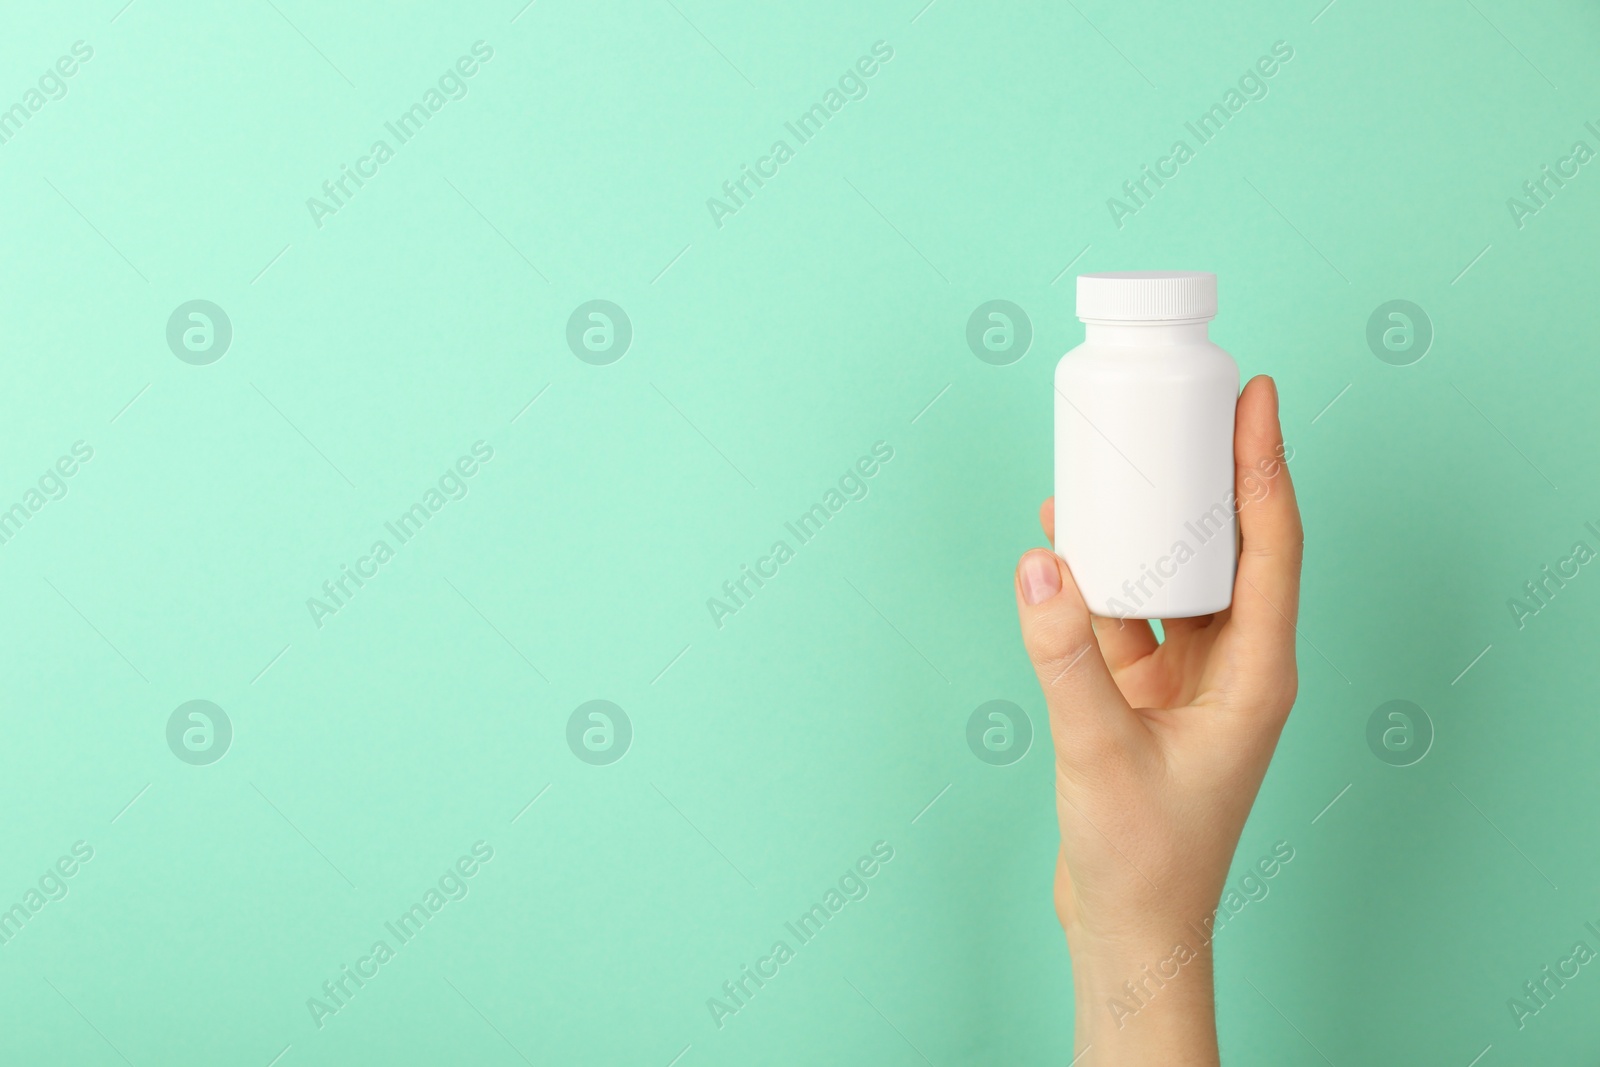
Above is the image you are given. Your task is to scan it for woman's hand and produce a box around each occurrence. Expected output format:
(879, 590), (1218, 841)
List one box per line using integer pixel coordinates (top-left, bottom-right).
(1013, 375), (1303, 1064)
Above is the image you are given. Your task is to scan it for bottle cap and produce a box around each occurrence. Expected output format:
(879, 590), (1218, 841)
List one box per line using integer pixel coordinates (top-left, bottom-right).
(1076, 271), (1217, 323)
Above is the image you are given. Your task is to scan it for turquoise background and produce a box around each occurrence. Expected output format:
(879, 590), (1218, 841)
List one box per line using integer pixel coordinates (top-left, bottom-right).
(2, 0), (1598, 1063)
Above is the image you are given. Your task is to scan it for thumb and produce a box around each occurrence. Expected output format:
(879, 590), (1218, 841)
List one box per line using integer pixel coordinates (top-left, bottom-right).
(1015, 549), (1138, 757)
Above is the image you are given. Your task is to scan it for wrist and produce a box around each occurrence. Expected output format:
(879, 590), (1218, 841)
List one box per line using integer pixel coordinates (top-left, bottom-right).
(1067, 937), (1219, 1066)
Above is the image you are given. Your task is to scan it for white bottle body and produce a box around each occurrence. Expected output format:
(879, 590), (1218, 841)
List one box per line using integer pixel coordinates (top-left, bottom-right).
(1054, 322), (1239, 618)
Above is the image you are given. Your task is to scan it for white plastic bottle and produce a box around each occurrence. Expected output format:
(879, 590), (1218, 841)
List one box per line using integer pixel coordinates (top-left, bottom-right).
(1054, 272), (1238, 619)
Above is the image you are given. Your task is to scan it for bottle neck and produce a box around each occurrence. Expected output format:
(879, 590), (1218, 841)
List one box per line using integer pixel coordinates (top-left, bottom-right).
(1082, 321), (1211, 346)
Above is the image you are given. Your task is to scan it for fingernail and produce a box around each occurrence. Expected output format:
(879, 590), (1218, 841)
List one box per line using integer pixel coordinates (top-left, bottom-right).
(1020, 552), (1061, 605)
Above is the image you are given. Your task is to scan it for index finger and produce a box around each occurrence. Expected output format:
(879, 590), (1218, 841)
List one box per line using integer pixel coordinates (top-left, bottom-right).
(1227, 376), (1304, 675)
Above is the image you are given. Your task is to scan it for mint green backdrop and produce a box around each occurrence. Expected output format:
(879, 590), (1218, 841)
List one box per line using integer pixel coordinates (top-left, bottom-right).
(2, 0), (1597, 1063)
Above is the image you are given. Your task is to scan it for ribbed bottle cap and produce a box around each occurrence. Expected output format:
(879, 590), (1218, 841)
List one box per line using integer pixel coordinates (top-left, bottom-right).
(1076, 271), (1217, 323)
